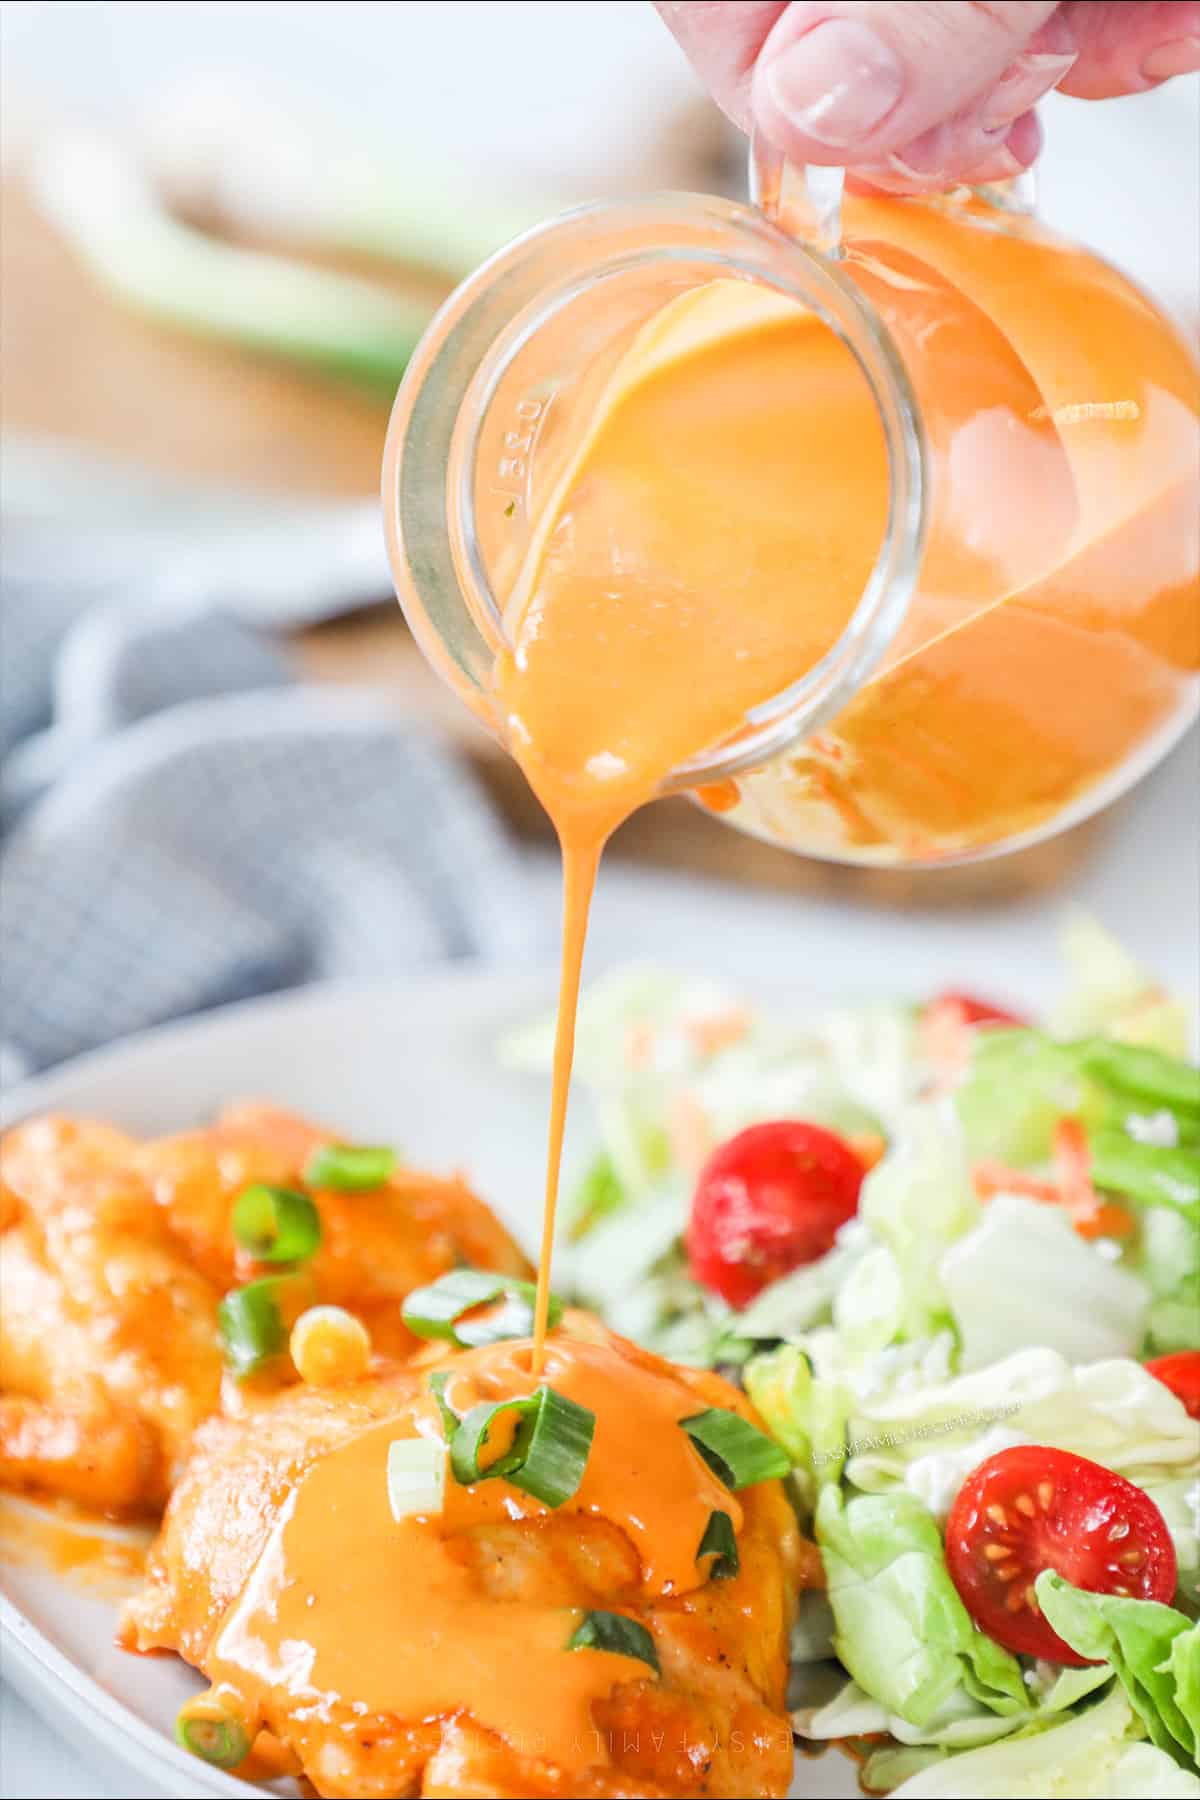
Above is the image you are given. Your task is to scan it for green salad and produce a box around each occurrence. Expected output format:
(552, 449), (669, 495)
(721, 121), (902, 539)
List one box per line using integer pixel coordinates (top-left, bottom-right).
(504, 917), (1200, 1797)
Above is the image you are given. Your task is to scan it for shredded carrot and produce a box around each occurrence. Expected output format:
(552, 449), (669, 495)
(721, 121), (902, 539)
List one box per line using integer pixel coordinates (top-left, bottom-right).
(921, 998), (975, 1090)
(972, 1160), (1058, 1204)
(1053, 1119), (1135, 1237)
(848, 1132), (888, 1173)
(1070, 1200), (1136, 1240)
(972, 1124), (1135, 1240)
(624, 1021), (655, 1070)
(1053, 1118), (1095, 1213)
(667, 1091), (713, 1177)
(685, 1007), (751, 1058)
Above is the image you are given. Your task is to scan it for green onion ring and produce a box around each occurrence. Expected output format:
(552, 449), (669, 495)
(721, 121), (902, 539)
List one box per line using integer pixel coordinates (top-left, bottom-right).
(567, 1610), (659, 1673)
(304, 1142), (397, 1191)
(427, 1370), (461, 1439)
(217, 1273), (311, 1379)
(175, 1701), (252, 1769)
(449, 1385), (595, 1507)
(696, 1508), (739, 1579)
(231, 1184), (321, 1263)
(679, 1407), (790, 1490)
(402, 1268), (563, 1347)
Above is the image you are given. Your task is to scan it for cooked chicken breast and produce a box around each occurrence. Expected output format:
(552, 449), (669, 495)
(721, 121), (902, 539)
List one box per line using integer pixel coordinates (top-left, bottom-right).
(135, 1102), (530, 1355)
(0, 1107), (528, 1514)
(0, 1117), (222, 1513)
(123, 1319), (811, 1798)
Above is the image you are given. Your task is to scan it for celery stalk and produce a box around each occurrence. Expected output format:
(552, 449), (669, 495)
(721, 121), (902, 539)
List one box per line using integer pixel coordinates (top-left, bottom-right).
(32, 132), (430, 395)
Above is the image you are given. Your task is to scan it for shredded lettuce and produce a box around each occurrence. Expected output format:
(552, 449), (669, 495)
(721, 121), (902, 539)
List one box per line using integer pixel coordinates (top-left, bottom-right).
(837, 1351), (1198, 1518)
(855, 1109), (981, 1345)
(1053, 914), (1191, 1058)
(955, 1027), (1102, 1165)
(941, 1195), (1149, 1369)
(1037, 1574), (1200, 1768)
(1089, 1130), (1200, 1220)
(1138, 1207), (1200, 1356)
(955, 1029), (1197, 1180)
(567, 1151), (626, 1240)
(889, 1685), (1200, 1796)
(731, 1225), (868, 1342)
(814, 1485), (1027, 1727)
(795, 1661), (1111, 1752)
(744, 1341), (848, 1499)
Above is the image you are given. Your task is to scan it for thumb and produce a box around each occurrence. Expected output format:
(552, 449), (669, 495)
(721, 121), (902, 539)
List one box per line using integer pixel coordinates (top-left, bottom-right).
(750, 1), (1061, 167)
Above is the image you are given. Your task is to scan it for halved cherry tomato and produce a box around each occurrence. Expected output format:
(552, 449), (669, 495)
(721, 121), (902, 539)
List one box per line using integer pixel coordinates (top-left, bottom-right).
(686, 1120), (863, 1309)
(922, 992), (1031, 1088)
(946, 1446), (1177, 1664)
(928, 991), (1031, 1028)
(1145, 1351), (1200, 1421)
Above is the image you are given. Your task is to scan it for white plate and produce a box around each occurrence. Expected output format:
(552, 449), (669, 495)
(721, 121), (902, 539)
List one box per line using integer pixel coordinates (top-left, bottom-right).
(0, 967), (861, 1800)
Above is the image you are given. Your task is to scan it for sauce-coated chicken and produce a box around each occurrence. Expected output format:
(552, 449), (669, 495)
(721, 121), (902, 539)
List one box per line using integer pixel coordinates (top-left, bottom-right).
(0, 1107), (528, 1514)
(123, 1320), (813, 1798)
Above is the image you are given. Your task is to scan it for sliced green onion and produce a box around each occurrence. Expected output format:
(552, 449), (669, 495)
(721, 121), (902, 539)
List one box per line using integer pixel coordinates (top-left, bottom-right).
(455, 1288), (560, 1348)
(696, 1509), (739, 1580)
(175, 1697), (252, 1769)
(568, 1151), (626, 1242)
(680, 1408), (790, 1490)
(402, 1268), (563, 1347)
(231, 1184), (321, 1263)
(567, 1610), (659, 1674)
(217, 1274), (309, 1379)
(304, 1142), (397, 1191)
(449, 1385), (595, 1507)
(32, 133), (431, 398)
(386, 1437), (446, 1521)
(1076, 1039), (1200, 1119)
(428, 1370), (460, 1439)
(451, 1395), (536, 1483)
(1088, 1130), (1200, 1216)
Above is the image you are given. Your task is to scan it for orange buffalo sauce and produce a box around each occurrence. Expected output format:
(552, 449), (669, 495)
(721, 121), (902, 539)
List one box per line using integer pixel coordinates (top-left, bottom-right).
(202, 1334), (744, 1765)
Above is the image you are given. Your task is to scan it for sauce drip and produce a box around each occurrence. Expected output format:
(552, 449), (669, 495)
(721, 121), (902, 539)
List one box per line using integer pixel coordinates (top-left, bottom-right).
(493, 281), (889, 1366)
(530, 838), (600, 1363)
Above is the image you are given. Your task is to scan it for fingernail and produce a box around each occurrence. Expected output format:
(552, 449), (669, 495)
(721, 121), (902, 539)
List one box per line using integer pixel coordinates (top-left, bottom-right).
(981, 49), (1077, 130)
(764, 20), (905, 146)
(884, 125), (951, 182)
(881, 155), (942, 189)
(1141, 37), (1200, 81)
(885, 149), (1021, 188)
(971, 145), (1024, 183)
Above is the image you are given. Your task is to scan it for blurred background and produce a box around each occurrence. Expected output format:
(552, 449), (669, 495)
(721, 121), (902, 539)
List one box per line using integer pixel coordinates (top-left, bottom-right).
(1, 1), (1198, 1084)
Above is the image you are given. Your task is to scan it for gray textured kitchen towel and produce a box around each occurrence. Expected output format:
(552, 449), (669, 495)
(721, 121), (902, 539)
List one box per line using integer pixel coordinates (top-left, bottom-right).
(0, 573), (540, 1075)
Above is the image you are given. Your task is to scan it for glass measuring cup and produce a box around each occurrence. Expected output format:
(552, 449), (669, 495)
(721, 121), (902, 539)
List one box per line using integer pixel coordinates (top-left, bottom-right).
(383, 151), (1199, 866)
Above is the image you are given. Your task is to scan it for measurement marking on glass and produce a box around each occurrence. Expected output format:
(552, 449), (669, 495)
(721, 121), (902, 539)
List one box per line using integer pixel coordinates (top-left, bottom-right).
(491, 396), (547, 514)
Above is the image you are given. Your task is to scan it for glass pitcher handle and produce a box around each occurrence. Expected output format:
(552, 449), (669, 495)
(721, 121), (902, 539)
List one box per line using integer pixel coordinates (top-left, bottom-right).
(750, 131), (845, 254)
(750, 127), (1037, 253)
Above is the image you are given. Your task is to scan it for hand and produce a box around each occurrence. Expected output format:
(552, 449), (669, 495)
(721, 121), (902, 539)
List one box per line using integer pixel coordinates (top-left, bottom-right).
(654, 2), (1200, 191)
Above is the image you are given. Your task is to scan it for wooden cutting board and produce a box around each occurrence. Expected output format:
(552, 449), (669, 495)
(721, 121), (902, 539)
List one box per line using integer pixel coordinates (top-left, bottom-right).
(1, 176), (1112, 903)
